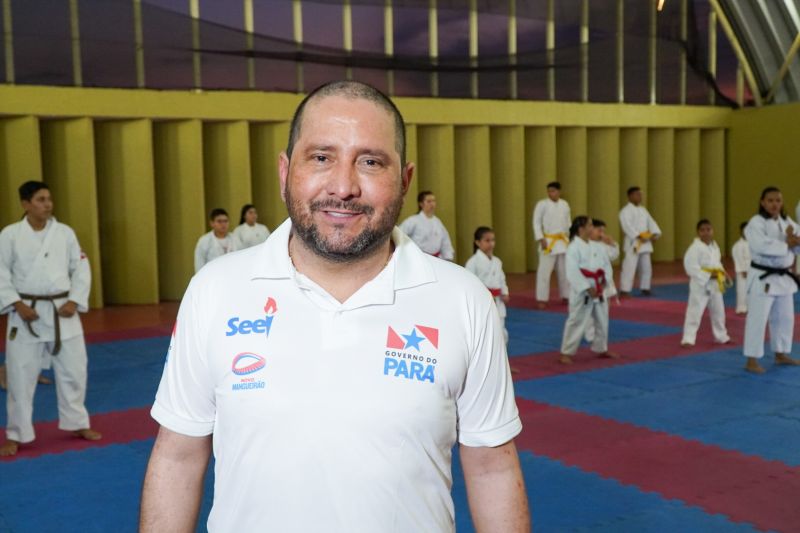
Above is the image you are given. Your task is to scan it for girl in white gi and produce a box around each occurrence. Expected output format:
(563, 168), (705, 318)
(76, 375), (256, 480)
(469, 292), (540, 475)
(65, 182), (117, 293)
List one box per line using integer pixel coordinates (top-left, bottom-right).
(743, 187), (800, 374)
(731, 221), (751, 314)
(194, 208), (240, 273)
(680, 219), (731, 347)
(0, 181), (101, 457)
(233, 204), (270, 249)
(532, 181), (572, 309)
(399, 191), (455, 261)
(619, 186), (662, 297)
(559, 216), (617, 365)
(465, 227), (510, 343)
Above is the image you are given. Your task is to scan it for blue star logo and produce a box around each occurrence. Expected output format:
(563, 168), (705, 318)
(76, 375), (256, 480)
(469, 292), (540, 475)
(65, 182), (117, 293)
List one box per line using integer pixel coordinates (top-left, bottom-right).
(402, 328), (425, 351)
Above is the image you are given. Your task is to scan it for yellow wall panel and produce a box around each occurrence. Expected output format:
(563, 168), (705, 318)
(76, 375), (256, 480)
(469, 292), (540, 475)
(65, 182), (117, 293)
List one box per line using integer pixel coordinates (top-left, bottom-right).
(40, 118), (103, 308)
(490, 126), (527, 273)
(524, 126), (556, 271)
(619, 128), (648, 209)
(0, 116), (41, 229)
(556, 127), (588, 216)
(454, 126), (492, 264)
(701, 129), (727, 249)
(674, 129), (701, 257)
(587, 128), (621, 248)
(399, 124), (419, 222)
(647, 129), (675, 261)
(203, 121), (253, 221)
(250, 122), (290, 231)
(416, 125), (456, 257)
(95, 119), (159, 304)
(153, 120), (206, 300)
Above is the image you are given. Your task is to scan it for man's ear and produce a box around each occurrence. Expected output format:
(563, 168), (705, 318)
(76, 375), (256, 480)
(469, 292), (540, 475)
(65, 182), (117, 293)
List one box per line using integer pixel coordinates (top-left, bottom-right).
(278, 151), (290, 203)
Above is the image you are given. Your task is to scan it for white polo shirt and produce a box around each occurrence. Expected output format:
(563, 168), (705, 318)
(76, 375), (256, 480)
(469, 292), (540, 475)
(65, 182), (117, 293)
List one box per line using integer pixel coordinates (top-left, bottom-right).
(152, 218), (521, 532)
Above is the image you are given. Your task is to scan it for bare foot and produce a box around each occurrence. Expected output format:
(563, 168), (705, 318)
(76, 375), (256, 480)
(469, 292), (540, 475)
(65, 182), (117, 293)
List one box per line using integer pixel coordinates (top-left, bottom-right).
(715, 338), (732, 345)
(641, 290), (653, 297)
(775, 353), (800, 366)
(619, 291), (631, 299)
(745, 357), (765, 374)
(680, 342), (694, 348)
(0, 440), (19, 457)
(72, 429), (102, 441)
(561, 298), (569, 305)
(0, 365), (6, 390)
(559, 354), (573, 365)
(536, 302), (547, 310)
(37, 374), (53, 385)
(510, 366), (521, 374)
(598, 351), (620, 359)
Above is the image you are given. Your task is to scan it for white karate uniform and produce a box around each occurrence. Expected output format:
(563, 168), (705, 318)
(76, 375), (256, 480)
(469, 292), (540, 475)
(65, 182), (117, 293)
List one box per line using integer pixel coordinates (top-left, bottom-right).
(585, 240), (619, 343)
(732, 237), (751, 314)
(743, 214), (800, 359)
(532, 198), (571, 302)
(681, 238), (730, 345)
(465, 250), (510, 343)
(619, 203), (662, 293)
(796, 201), (800, 274)
(232, 222), (270, 250)
(399, 213), (454, 261)
(194, 231), (240, 273)
(561, 239), (611, 356)
(0, 217), (92, 443)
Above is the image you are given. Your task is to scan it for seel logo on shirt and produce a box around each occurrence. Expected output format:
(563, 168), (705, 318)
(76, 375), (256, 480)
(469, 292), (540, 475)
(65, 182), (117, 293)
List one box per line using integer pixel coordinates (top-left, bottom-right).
(384, 325), (439, 383)
(226, 297), (278, 338)
(231, 352), (266, 391)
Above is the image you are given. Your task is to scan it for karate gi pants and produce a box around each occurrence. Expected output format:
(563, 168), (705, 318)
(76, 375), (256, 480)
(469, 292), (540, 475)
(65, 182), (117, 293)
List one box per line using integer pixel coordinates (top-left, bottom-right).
(735, 273), (748, 314)
(536, 251), (569, 302)
(620, 251), (653, 293)
(743, 290), (795, 359)
(5, 336), (90, 443)
(561, 293), (608, 355)
(681, 281), (730, 345)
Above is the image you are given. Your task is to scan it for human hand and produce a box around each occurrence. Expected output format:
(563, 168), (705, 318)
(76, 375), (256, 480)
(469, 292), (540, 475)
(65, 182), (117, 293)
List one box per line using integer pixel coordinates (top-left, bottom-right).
(539, 239), (548, 250)
(14, 301), (39, 322)
(58, 301), (78, 318)
(501, 294), (510, 303)
(651, 234), (660, 241)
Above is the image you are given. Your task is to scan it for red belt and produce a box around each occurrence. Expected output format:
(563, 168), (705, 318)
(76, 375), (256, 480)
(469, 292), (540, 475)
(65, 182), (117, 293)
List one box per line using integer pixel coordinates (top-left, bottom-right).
(488, 288), (502, 297)
(580, 268), (606, 293)
(432, 251), (441, 258)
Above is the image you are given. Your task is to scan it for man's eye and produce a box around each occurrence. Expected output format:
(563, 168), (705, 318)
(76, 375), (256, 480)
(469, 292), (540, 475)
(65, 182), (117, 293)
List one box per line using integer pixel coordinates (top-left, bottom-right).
(364, 159), (381, 167)
(314, 155), (328, 163)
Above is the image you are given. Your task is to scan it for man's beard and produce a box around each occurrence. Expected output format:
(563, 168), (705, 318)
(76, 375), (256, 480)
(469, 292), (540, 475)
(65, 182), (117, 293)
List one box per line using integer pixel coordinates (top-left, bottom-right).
(286, 188), (403, 263)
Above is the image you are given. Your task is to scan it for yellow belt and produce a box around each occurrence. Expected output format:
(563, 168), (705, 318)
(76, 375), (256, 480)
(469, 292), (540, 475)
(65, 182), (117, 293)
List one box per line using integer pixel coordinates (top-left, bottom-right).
(702, 267), (732, 293)
(543, 233), (568, 255)
(633, 231), (653, 253)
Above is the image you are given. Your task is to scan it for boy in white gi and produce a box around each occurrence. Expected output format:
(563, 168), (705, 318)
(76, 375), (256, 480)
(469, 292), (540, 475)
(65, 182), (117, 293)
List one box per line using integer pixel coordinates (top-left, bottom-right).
(233, 204), (270, 249)
(399, 191), (455, 260)
(194, 208), (240, 272)
(560, 216), (616, 365)
(680, 219), (731, 347)
(532, 181), (571, 309)
(619, 186), (662, 297)
(743, 187), (800, 374)
(731, 221), (751, 314)
(0, 181), (101, 457)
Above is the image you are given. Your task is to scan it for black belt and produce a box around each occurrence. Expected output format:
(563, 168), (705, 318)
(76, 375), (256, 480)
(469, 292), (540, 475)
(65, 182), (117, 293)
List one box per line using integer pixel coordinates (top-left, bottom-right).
(750, 262), (800, 289)
(17, 292), (70, 355)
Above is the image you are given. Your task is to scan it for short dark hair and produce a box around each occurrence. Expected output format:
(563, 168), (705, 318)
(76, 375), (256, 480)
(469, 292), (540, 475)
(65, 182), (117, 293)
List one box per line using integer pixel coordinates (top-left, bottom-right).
(593, 219), (606, 228)
(739, 221), (748, 234)
(473, 226), (493, 252)
(417, 190), (434, 210)
(19, 181), (49, 202)
(286, 80), (406, 166)
(696, 219), (712, 231)
(758, 186), (786, 219)
(627, 186), (641, 196)
(209, 208), (228, 221)
(239, 204), (255, 225)
(546, 181), (561, 190)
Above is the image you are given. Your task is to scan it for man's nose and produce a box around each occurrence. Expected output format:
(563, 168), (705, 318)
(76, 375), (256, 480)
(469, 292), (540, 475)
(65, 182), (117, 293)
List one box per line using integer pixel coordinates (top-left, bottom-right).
(325, 161), (361, 199)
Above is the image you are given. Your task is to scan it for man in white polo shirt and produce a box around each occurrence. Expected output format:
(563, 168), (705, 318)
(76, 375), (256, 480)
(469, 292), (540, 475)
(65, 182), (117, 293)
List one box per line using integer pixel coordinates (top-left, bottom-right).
(140, 81), (529, 532)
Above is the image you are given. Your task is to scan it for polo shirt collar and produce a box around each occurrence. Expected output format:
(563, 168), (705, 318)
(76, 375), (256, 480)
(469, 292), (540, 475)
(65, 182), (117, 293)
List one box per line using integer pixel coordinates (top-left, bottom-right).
(251, 218), (437, 295)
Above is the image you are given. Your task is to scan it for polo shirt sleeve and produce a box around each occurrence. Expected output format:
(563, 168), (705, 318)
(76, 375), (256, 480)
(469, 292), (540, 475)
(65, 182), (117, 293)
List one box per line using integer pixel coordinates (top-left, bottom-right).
(151, 280), (216, 436)
(456, 295), (522, 447)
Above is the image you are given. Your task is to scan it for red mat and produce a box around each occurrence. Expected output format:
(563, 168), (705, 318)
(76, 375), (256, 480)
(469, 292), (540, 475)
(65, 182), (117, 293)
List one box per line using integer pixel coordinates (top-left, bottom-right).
(515, 398), (800, 532)
(0, 407), (157, 462)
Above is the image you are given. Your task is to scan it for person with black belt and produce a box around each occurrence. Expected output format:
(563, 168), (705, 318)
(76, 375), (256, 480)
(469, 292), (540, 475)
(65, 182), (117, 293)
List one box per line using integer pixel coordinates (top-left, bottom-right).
(742, 186), (800, 374)
(0, 181), (101, 456)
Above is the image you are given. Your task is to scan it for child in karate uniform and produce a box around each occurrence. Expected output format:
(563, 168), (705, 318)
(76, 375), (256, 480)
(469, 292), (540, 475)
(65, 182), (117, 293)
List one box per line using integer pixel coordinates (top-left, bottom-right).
(731, 221), (751, 315)
(560, 216), (616, 365)
(681, 219), (731, 347)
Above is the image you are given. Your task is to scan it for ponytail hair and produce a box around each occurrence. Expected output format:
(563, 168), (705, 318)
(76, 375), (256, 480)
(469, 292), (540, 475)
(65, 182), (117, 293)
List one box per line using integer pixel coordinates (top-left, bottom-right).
(473, 226), (493, 253)
(239, 204), (256, 225)
(569, 216), (591, 241)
